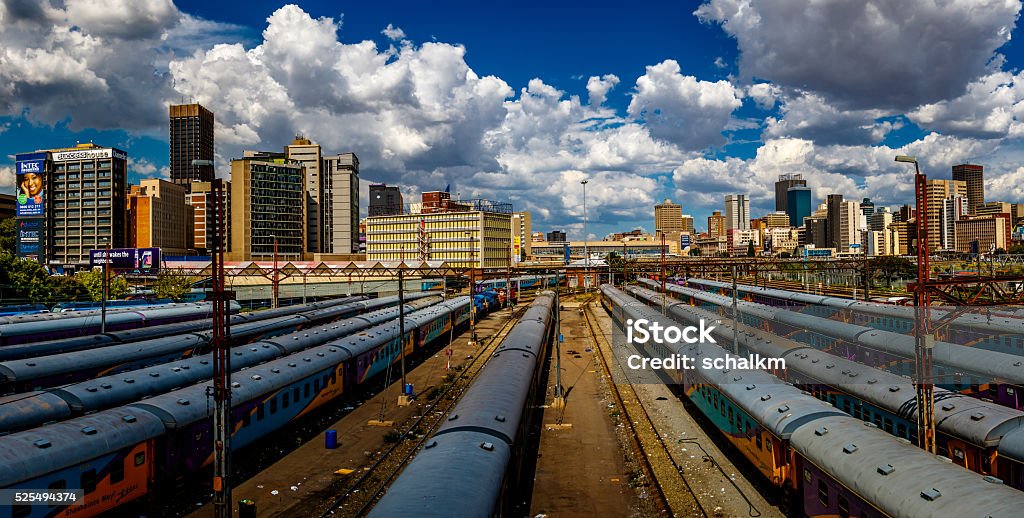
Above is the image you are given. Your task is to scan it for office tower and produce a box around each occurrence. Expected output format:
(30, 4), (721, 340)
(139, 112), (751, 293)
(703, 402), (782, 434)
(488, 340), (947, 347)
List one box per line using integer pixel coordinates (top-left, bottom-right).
(228, 155), (305, 261)
(870, 207), (893, 232)
(724, 194), (750, 231)
(952, 163), (984, 215)
(285, 136), (322, 253)
(775, 174), (807, 213)
(680, 214), (695, 234)
(366, 203), (512, 268)
(764, 212), (790, 228)
(654, 199), (683, 233)
(976, 201), (1013, 218)
(43, 144), (129, 270)
(546, 230), (567, 243)
(322, 153), (360, 254)
(806, 216), (829, 248)
(896, 204), (915, 223)
(826, 194), (844, 249)
(169, 103), (214, 188)
(839, 199), (862, 251)
(955, 215), (1009, 253)
(369, 184), (404, 216)
(708, 210), (726, 237)
(785, 186), (812, 228)
(186, 181), (231, 254)
(128, 179), (195, 255)
(941, 195), (969, 251)
(861, 198), (875, 218)
(511, 212), (532, 261)
(925, 179), (966, 252)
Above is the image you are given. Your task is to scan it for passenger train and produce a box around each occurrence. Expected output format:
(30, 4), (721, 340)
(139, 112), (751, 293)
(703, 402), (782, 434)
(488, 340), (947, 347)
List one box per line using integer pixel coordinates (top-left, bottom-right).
(0, 296), (483, 518)
(626, 284), (1024, 489)
(601, 285), (1024, 516)
(369, 292), (556, 517)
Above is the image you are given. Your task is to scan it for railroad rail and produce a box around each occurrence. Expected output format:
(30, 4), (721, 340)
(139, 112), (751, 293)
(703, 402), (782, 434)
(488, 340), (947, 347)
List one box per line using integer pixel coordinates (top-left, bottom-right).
(583, 297), (705, 517)
(317, 302), (531, 517)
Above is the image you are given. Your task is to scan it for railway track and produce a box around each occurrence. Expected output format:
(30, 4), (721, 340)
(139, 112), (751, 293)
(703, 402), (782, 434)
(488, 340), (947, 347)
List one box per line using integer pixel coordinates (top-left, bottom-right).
(720, 276), (909, 300)
(316, 303), (531, 517)
(583, 299), (707, 517)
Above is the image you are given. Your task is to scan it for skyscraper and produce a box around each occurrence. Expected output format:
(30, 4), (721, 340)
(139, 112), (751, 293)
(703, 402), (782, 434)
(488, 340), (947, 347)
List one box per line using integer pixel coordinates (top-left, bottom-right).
(826, 194), (844, 249)
(228, 155), (305, 261)
(952, 163), (984, 215)
(654, 199), (683, 233)
(941, 195), (969, 251)
(322, 153), (360, 254)
(285, 136), (322, 253)
(786, 186), (812, 227)
(925, 179), (966, 252)
(775, 174), (806, 213)
(369, 184), (404, 216)
(724, 194), (750, 231)
(708, 210), (726, 237)
(169, 103), (214, 188)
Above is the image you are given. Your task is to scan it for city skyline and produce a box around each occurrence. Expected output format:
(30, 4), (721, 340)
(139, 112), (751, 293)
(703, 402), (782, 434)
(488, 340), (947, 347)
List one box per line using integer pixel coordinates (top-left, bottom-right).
(2, 1), (1024, 239)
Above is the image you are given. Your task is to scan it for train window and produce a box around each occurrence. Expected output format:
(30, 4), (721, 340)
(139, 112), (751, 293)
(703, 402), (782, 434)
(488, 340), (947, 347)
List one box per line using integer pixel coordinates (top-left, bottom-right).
(766, 440), (772, 452)
(111, 458), (125, 484)
(874, 415), (883, 428)
(884, 418), (893, 435)
(135, 452), (145, 466)
(293, 388), (300, 402)
(243, 412), (251, 428)
(838, 496), (850, 518)
(81, 469), (97, 494)
(803, 469), (812, 484)
(954, 448), (965, 461)
(270, 397), (278, 415)
(305, 384), (311, 398)
(314, 379), (321, 393)
(756, 433), (762, 450)
(896, 423), (907, 439)
(728, 407), (734, 426)
(283, 392), (290, 409)
(853, 404), (862, 420)
(257, 405), (265, 421)
(12, 504), (30, 518)
(983, 455), (991, 473)
(817, 479), (829, 507)
(842, 400), (851, 414)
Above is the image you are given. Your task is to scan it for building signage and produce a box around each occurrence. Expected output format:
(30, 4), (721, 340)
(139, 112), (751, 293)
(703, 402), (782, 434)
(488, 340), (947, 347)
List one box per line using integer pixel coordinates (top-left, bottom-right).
(513, 236), (522, 263)
(89, 248), (160, 272)
(16, 158), (46, 217)
(52, 148), (126, 162)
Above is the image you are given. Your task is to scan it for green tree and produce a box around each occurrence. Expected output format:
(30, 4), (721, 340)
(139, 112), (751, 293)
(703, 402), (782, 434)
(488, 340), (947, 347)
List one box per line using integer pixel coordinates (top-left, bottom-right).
(75, 269), (129, 302)
(153, 270), (196, 301)
(0, 218), (15, 254)
(689, 248), (701, 257)
(870, 256), (916, 288)
(1009, 243), (1024, 255)
(779, 251), (792, 259)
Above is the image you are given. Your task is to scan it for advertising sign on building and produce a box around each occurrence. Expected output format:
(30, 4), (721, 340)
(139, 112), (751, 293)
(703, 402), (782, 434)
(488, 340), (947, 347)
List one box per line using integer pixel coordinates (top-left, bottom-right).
(15, 154), (46, 218)
(513, 236), (522, 263)
(89, 248), (160, 273)
(51, 148), (126, 162)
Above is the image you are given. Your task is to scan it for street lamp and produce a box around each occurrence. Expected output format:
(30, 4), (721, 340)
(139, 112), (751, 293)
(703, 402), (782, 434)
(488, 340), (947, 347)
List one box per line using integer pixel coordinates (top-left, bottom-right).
(894, 153), (936, 455)
(581, 179), (589, 290)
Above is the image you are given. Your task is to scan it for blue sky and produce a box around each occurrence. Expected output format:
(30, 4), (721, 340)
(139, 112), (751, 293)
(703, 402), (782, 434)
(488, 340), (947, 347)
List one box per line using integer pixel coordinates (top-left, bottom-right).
(2, 1), (1024, 239)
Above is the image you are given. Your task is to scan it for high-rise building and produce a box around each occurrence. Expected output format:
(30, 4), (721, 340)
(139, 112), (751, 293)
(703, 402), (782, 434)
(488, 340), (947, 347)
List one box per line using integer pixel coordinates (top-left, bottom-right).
(365, 204), (512, 268)
(976, 201), (1013, 218)
(955, 215), (1009, 253)
(227, 156), (305, 261)
(724, 194), (750, 231)
(925, 179), (966, 252)
(775, 174), (806, 213)
(805, 216), (829, 249)
(708, 210), (726, 238)
(511, 212), (532, 262)
(186, 181), (231, 254)
(826, 194), (844, 249)
(654, 199), (683, 233)
(369, 184), (404, 216)
(546, 230), (567, 243)
(321, 153), (360, 254)
(952, 163), (984, 215)
(861, 198), (875, 218)
(38, 144), (129, 271)
(870, 207), (893, 232)
(896, 204), (915, 223)
(764, 212), (790, 228)
(169, 103), (214, 188)
(941, 195), (969, 251)
(285, 137), (322, 253)
(786, 186), (812, 228)
(681, 214), (695, 234)
(839, 199), (862, 252)
(128, 179), (195, 255)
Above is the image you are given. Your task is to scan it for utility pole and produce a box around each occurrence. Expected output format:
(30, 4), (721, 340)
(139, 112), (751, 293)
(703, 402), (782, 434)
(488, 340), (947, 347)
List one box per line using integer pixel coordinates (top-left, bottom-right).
(660, 232), (667, 315)
(101, 241), (110, 334)
(208, 177), (235, 518)
(553, 289), (565, 409)
(732, 264), (739, 356)
(581, 179), (589, 291)
(271, 235), (279, 309)
(397, 266), (409, 406)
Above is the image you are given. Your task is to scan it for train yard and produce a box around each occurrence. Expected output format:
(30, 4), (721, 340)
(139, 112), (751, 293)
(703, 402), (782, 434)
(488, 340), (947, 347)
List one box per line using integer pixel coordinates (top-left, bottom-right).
(1, 269), (1024, 517)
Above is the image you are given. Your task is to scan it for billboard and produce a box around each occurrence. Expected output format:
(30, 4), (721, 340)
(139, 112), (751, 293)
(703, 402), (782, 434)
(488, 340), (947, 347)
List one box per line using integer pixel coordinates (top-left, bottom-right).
(513, 236), (522, 263)
(51, 148), (126, 162)
(15, 156), (46, 218)
(89, 248), (160, 273)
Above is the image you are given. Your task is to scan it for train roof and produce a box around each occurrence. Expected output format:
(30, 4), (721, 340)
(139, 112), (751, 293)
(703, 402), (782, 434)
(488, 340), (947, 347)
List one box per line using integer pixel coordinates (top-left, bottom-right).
(0, 408), (166, 487)
(367, 430), (510, 517)
(0, 391), (71, 435)
(792, 414), (1024, 517)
